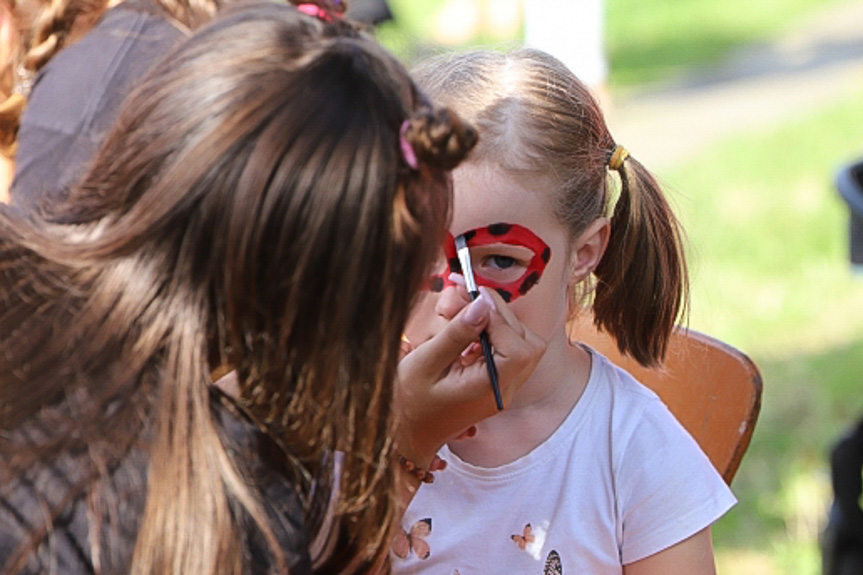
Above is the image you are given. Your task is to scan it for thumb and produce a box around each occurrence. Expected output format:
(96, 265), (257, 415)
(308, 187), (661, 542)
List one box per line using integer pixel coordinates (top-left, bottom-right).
(401, 291), (494, 379)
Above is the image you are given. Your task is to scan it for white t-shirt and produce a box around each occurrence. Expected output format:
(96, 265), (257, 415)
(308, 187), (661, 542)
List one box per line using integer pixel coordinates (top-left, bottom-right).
(392, 349), (736, 574)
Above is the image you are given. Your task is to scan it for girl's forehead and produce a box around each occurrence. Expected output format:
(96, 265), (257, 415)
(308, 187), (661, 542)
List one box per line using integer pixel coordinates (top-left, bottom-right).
(451, 163), (559, 238)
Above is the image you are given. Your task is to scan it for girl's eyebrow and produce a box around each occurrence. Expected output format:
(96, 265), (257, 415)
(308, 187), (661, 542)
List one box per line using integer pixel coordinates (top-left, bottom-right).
(472, 243), (534, 250)
(456, 222), (549, 247)
(470, 244), (535, 258)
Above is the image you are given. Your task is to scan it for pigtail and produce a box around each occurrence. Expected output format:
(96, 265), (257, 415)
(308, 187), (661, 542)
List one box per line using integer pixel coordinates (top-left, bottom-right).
(402, 107), (478, 171)
(593, 150), (688, 367)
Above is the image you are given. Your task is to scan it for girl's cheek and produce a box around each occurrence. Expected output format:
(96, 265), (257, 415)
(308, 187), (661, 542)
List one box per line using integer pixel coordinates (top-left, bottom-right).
(404, 296), (438, 343)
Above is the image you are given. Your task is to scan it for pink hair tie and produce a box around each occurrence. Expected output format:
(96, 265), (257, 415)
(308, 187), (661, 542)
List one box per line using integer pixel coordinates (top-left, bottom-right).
(296, 3), (334, 21)
(400, 120), (418, 170)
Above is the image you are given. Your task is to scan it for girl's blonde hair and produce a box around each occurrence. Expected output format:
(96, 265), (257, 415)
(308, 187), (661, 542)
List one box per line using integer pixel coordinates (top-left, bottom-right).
(0, 4), (476, 572)
(413, 48), (688, 367)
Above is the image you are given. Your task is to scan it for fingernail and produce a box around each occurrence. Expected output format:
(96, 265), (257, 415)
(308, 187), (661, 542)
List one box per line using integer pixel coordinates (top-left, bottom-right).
(464, 292), (492, 325)
(477, 287), (498, 312)
(448, 273), (466, 286)
(461, 341), (479, 358)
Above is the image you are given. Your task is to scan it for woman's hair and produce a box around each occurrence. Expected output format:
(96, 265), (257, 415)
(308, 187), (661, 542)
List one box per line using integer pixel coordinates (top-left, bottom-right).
(413, 48), (688, 367)
(0, 0), (345, 157)
(0, 3), (476, 573)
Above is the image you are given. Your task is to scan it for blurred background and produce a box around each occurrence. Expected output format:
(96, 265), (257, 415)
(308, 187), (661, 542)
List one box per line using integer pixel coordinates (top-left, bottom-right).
(362, 0), (863, 573)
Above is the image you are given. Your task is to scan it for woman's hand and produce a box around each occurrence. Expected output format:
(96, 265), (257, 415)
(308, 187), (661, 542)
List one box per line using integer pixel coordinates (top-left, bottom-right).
(393, 287), (545, 471)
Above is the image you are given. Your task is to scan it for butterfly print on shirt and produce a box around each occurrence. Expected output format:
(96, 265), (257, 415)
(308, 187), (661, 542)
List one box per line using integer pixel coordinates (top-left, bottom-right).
(391, 518), (432, 560)
(544, 550), (562, 575)
(511, 523), (536, 550)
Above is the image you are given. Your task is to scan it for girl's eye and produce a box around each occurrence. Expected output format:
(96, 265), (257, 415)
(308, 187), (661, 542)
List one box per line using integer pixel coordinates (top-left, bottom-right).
(474, 251), (529, 285)
(488, 255), (517, 270)
(469, 243), (533, 286)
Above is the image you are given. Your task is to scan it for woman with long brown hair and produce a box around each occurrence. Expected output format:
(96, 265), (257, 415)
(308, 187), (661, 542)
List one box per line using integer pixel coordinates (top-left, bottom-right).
(0, 5), (543, 572)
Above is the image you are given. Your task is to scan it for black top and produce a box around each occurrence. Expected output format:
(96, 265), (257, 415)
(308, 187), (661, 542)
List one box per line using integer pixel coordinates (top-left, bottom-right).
(0, 389), (313, 574)
(9, 0), (185, 213)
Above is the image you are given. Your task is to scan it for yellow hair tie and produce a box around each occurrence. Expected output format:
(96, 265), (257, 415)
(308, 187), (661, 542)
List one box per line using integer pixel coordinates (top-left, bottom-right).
(609, 145), (629, 171)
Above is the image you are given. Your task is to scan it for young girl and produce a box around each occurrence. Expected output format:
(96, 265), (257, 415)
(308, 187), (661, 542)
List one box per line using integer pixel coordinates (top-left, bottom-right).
(0, 6), (549, 573)
(393, 49), (736, 574)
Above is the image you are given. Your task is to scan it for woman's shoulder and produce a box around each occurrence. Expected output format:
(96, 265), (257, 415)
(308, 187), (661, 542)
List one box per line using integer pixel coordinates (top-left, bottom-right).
(0, 390), (313, 574)
(0, 410), (148, 573)
(210, 389), (314, 574)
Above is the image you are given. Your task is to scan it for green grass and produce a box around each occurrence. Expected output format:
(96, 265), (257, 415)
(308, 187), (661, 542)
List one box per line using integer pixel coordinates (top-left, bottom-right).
(606, 0), (840, 88)
(661, 80), (863, 575)
(378, 0), (846, 88)
(665, 80), (863, 355)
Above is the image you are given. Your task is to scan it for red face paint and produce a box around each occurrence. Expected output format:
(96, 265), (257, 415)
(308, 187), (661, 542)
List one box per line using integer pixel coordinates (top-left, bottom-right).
(428, 223), (551, 302)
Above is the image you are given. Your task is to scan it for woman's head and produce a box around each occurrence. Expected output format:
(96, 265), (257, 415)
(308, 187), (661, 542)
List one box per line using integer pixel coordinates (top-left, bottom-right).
(0, 4), (475, 571)
(59, 2), (473, 392)
(414, 48), (687, 366)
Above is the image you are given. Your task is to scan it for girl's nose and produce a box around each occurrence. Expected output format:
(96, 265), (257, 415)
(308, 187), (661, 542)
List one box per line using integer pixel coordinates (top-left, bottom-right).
(434, 283), (471, 320)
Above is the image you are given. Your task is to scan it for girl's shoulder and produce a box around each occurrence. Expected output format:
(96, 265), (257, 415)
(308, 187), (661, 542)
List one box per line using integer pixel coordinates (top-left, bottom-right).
(583, 345), (663, 407)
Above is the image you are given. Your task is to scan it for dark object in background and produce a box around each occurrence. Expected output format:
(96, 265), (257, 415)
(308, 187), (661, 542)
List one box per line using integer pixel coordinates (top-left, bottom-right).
(821, 417), (863, 575)
(346, 0), (393, 25)
(836, 158), (863, 267)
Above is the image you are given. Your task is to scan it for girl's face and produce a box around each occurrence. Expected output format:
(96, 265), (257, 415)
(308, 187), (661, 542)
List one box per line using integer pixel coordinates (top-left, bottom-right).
(405, 163), (576, 346)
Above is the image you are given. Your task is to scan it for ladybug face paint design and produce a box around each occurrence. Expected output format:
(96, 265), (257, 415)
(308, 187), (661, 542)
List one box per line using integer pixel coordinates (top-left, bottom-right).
(428, 223), (551, 302)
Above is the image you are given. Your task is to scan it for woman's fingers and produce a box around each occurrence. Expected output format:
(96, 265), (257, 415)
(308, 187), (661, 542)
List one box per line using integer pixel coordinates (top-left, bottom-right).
(394, 288), (545, 465)
(399, 290), (494, 380)
(480, 287), (525, 338)
(478, 293), (545, 406)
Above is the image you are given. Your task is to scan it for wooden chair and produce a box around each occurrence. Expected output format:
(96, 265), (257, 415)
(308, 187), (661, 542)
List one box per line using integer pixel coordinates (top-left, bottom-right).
(568, 315), (763, 485)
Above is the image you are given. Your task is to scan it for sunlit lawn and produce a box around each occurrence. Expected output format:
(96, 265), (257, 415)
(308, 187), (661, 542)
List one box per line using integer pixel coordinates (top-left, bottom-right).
(663, 80), (863, 575)
(605, 0), (842, 87)
(379, 0), (842, 88)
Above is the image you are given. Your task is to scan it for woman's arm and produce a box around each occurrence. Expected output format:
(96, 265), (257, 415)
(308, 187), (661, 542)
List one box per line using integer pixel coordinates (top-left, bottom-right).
(623, 527), (717, 575)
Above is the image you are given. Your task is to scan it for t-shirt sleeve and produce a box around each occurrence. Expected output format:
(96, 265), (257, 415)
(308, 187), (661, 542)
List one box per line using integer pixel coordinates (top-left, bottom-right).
(615, 396), (736, 564)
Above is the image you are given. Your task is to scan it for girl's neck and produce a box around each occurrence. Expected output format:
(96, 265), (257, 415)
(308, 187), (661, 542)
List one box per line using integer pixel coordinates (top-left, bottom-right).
(446, 325), (592, 467)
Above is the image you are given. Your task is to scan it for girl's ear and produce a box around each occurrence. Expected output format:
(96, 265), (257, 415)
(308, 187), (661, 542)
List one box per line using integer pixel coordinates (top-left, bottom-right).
(569, 217), (610, 284)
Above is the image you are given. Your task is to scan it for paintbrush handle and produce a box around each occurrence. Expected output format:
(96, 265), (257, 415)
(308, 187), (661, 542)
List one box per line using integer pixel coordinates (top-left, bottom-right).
(479, 331), (504, 410)
(470, 289), (504, 411)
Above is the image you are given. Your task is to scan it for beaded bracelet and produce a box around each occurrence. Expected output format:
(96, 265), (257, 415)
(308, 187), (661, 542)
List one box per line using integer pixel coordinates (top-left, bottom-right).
(394, 451), (435, 484)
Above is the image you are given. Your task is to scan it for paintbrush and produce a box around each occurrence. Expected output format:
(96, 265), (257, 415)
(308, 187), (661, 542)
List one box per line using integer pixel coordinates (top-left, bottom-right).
(455, 234), (504, 411)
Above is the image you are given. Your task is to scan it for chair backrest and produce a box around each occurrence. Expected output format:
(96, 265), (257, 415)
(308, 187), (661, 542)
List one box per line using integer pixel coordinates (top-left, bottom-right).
(568, 315), (763, 485)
